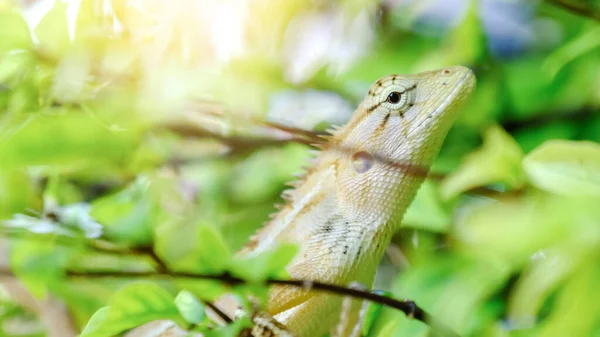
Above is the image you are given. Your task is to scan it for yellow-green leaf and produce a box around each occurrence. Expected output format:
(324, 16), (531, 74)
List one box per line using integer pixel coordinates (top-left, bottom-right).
(402, 181), (450, 232)
(156, 223), (232, 274)
(196, 225), (232, 272)
(0, 51), (33, 83)
(445, 0), (486, 65)
(203, 317), (252, 337)
(34, 1), (70, 58)
(175, 290), (205, 325)
(0, 9), (32, 53)
(523, 140), (600, 196)
(229, 243), (298, 282)
(0, 114), (139, 171)
(10, 239), (70, 299)
(543, 26), (600, 79)
(441, 124), (524, 199)
(80, 282), (184, 337)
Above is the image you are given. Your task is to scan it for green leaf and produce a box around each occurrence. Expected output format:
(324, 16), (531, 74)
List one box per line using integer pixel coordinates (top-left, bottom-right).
(203, 316), (252, 337)
(523, 140), (600, 196)
(156, 222), (232, 274)
(91, 176), (155, 245)
(362, 291), (391, 336)
(51, 48), (93, 102)
(175, 290), (205, 325)
(229, 243), (298, 282)
(7, 81), (38, 113)
(74, 0), (109, 43)
(0, 170), (37, 218)
(0, 114), (139, 171)
(174, 279), (229, 304)
(80, 282), (184, 337)
(503, 56), (556, 117)
(53, 281), (121, 329)
(0, 51), (33, 83)
(392, 255), (509, 334)
(444, 0), (486, 65)
(402, 181), (450, 233)
(543, 26), (600, 79)
(507, 246), (585, 326)
(34, 0), (70, 58)
(365, 306), (423, 337)
(440, 124), (525, 199)
(0, 9), (32, 53)
(535, 263), (600, 337)
(229, 143), (311, 204)
(454, 194), (597, 266)
(9, 239), (69, 298)
(79, 307), (111, 337)
(196, 225), (232, 272)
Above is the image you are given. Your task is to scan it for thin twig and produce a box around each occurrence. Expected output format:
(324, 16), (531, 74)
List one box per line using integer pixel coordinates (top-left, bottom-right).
(2, 224), (463, 333)
(0, 230), (233, 324)
(58, 270), (458, 337)
(205, 301), (233, 324)
(93, 241), (232, 323)
(165, 114), (525, 199)
(0, 267), (458, 336)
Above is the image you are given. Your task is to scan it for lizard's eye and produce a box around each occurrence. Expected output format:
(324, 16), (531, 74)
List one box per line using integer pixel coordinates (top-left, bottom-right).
(386, 92), (401, 104)
(378, 82), (415, 111)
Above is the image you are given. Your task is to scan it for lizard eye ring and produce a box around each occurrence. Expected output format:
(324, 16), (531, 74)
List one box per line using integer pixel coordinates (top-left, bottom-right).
(387, 92), (401, 104)
(379, 82), (416, 112)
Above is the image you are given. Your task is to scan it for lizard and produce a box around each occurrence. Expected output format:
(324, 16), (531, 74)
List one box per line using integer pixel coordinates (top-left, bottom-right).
(126, 65), (476, 337)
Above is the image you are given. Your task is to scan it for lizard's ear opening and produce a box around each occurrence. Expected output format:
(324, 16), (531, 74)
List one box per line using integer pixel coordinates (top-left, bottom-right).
(352, 151), (374, 173)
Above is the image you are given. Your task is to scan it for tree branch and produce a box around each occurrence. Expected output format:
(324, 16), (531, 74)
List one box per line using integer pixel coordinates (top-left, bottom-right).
(64, 270), (457, 337)
(0, 267), (458, 336)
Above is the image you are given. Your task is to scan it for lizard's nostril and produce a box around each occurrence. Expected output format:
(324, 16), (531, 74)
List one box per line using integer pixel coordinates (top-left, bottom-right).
(443, 69), (450, 74)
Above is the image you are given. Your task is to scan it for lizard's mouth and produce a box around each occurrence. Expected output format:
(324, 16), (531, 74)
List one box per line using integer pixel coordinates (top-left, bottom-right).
(408, 67), (476, 137)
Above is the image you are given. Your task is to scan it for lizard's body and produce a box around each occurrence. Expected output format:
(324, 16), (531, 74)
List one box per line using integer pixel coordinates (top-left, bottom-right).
(128, 66), (475, 337)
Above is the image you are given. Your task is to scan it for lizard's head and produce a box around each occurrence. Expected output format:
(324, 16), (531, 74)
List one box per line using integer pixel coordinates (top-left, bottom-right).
(332, 66), (475, 218)
(365, 66), (474, 139)
(335, 65), (475, 169)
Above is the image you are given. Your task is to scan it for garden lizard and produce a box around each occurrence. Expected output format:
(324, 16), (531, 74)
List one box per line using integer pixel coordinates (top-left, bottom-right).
(128, 66), (475, 337)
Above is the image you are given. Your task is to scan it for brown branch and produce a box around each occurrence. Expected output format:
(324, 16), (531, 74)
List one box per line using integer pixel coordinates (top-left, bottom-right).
(164, 113), (529, 199)
(1, 223), (457, 334)
(0, 231), (235, 326)
(88, 239), (233, 323)
(65, 270), (457, 337)
(0, 267), (459, 336)
(2, 232), (431, 330)
(545, 0), (600, 21)
(205, 301), (233, 324)
(0, 229), (164, 267)
(162, 121), (316, 149)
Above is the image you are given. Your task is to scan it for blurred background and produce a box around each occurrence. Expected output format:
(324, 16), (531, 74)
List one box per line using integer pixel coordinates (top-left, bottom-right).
(0, 0), (599, 336)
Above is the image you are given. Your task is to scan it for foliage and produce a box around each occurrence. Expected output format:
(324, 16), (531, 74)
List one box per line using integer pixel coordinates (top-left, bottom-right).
(0, 0), (599, 336)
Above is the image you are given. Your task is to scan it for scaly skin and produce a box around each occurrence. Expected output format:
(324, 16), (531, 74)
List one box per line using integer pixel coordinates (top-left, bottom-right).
(239, 66), (476, 337)
(126, 66), (475, 337)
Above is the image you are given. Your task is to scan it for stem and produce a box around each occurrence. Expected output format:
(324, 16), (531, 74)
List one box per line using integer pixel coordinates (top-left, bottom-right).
(61, 269), (460, 337)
